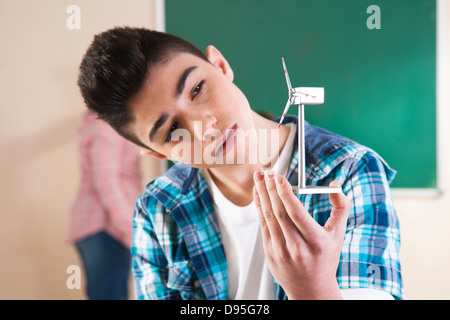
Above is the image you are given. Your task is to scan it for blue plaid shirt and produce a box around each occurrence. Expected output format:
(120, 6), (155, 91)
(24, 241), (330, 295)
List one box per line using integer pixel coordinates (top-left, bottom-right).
(131, 115), (403, 300)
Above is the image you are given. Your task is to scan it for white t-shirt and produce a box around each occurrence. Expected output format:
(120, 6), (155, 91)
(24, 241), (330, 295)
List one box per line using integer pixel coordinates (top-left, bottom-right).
(203, 122), (394, 300)
(203, 123), (296, 299)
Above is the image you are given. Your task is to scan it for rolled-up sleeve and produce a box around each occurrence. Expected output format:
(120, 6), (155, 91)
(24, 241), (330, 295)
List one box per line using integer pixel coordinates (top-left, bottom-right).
(335, 150), (403, 299)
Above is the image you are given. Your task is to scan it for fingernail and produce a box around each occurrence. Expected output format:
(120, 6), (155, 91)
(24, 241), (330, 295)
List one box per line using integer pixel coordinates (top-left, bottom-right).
(275, 175), (283, 185)
(254, 170), (264, 182)
(329, 180), (341, 188)
(264, 169), (274, 180)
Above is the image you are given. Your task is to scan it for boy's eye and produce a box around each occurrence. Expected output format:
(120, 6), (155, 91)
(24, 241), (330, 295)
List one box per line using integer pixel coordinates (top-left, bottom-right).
(165, 122), (179, 143)
(191, 80), (204, 100)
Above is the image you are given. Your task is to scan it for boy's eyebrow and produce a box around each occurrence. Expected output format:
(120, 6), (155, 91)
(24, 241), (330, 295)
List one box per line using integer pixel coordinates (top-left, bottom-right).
(149, 112), (169, 142)
(175, 66), (197, 97)
(149, 66), (197, 143)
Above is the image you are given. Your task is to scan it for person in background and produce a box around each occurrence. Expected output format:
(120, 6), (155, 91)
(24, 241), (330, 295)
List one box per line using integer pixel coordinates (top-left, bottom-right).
(77, 28), (403, 300)
(69, 110), (142, 300)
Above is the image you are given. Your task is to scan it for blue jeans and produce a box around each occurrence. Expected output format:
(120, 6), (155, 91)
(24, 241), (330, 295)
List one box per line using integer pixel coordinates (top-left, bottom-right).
(75, 232), (131, 300)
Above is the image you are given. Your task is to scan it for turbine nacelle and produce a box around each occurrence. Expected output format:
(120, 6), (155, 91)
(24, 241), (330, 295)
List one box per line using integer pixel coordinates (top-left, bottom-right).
(289, 87), (324, 105)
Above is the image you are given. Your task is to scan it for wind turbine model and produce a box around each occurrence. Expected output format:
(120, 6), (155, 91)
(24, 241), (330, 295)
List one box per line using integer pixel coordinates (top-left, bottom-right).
(278, 58), (342, 195)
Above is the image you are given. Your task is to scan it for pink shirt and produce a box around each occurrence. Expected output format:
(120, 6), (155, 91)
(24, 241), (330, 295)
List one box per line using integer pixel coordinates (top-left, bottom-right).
(69, 111), (142, 248)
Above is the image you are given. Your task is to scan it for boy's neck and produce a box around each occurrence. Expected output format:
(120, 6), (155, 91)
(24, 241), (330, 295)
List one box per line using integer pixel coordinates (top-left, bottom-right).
(204, 112), (291, 207)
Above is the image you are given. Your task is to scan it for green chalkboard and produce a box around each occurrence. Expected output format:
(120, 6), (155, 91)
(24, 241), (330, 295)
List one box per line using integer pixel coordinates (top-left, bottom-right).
(166, 0), (437, 189)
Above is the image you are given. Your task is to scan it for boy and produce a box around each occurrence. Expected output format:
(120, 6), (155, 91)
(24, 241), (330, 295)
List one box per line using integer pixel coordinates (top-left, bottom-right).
(77, 27), (403, 300)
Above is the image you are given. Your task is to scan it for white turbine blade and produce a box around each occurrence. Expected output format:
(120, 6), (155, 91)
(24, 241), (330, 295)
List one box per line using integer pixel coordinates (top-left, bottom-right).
(281, 57), (293, 93)
(278, 99), (291, 127)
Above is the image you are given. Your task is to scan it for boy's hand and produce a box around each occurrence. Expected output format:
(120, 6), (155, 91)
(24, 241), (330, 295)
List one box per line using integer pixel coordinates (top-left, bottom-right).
(253, 170), (351, 300)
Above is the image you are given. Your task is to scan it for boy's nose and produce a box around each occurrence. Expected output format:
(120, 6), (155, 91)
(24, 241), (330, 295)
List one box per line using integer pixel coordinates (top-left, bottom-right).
(192, 115), (218, 141)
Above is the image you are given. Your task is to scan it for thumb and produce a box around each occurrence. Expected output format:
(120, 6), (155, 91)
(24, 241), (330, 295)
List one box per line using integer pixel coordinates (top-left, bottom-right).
(325, 181), (351, 237)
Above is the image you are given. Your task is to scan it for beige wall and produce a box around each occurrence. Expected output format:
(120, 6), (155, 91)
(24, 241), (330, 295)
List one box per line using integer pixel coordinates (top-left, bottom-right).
(0, 0), (161, 299)
(0, 0), (449, 300)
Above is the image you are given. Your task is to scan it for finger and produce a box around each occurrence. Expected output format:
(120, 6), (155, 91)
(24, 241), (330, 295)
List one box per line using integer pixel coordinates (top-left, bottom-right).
(324, 180), (351, 238)
(263, 170), (301, 243)
(253, 186), (271, 243)
(253, 170), (285, 245)
(274, 174), (323, 242)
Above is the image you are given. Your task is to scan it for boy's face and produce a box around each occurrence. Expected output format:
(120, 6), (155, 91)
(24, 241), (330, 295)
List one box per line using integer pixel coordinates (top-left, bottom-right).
(128, 47), (256, 168)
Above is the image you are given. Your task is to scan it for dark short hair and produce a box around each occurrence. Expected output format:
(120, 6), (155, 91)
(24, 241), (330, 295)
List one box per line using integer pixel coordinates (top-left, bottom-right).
(77, 27), (208, 148)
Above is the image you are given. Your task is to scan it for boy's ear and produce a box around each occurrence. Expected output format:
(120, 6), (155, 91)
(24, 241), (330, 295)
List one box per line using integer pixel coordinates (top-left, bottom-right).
(205, 45), (234, 81)
(140, 148), (167, 160)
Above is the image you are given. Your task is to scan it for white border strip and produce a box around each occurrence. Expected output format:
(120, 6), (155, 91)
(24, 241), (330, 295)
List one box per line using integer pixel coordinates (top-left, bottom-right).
(155, 0), (165, 32)
(435, 0), (447, 196)
(391, 188), (442, 198)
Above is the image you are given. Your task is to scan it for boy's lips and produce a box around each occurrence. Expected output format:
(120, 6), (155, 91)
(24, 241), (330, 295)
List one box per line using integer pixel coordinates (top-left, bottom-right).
(215, 123), (238, 155)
